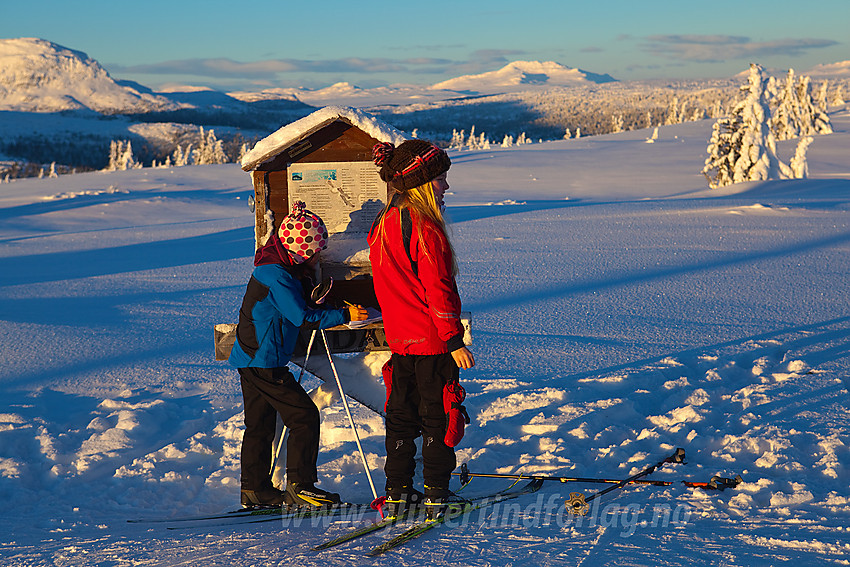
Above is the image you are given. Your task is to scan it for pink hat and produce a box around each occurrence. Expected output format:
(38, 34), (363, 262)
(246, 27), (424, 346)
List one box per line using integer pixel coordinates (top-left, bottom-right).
(277, 201), (329, 264)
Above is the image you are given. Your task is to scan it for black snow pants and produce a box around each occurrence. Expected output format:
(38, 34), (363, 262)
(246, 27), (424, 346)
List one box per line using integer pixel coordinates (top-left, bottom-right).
(384, 352), (457, 490)
(238, 366), (319, 490)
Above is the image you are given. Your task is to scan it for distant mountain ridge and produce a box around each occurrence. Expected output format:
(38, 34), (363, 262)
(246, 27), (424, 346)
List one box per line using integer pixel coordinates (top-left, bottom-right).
(431, 61), (617, 92)
(2, 37), (848, 115)
(806, 60), (850, 78)
(0, 38), (183, 113)
(0, 38), (623, 113)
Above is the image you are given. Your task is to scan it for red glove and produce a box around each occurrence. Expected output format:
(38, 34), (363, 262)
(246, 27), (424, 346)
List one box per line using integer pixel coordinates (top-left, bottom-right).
(443, 380), (470, 447)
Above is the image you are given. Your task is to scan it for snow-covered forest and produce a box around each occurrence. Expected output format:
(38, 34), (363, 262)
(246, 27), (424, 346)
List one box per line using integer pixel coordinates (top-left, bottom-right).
(701, 64), (835, 188)
(2, 56), (847, 180)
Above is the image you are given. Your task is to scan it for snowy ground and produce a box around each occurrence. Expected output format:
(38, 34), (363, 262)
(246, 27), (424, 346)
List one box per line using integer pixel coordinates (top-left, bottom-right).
(1, 111), (849, 566)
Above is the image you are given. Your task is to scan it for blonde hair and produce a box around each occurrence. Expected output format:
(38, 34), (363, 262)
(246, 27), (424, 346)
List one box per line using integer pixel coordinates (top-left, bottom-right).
(374, 180), (458, 277)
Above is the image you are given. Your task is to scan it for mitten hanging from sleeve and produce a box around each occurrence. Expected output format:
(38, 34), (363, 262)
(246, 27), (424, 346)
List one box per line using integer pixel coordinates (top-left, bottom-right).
(443, 380), (470, 447)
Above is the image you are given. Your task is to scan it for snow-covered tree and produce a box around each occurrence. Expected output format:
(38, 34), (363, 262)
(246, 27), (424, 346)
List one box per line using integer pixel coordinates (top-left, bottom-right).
(564, 128), (571, 140)
(238, 143), (250, 162)
(463, 126), (489, 150)
(702, 113), (738, 188)
(831, 84), (845, 107)
(665, 96), (680, 125)
(611, 114), (624, 133)
(702, 64), (793, 188)
(467, 126), (477, 149)
(771, 70), (799, 141)
(770, 70), (833, 140)
(106, 140), (139, 171)
(501, 134), (514, 148)
(645, 127), (659, 144)
(172, 144), (191, 167)
(192, 127), (227, 165)
(812, 80), (833, 135)
(794, 76), (816, 135)
(48, 162), (58, 178)
(790, 136), (813, 179)
(449, 129), (465, 150)
(709, 99), (725, 119)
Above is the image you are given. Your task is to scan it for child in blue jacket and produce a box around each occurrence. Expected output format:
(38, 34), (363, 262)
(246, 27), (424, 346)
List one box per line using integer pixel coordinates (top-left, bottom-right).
(230, 201), (367, 508)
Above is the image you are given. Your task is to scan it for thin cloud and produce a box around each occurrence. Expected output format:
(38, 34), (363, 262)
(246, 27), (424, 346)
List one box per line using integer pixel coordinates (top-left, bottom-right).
(643, 35), (838, 63)
(111, 56), (454, 79)
(446, 48), (527, 74)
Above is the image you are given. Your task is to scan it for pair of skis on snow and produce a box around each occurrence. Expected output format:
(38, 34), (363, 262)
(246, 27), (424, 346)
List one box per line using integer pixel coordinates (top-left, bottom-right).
(312, 447), (741, 555)
(315, 476), (545, 555)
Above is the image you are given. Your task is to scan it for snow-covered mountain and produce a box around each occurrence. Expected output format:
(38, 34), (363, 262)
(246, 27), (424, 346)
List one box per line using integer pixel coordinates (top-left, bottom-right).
(431, 61), (617, 93)
(0, 38), (181, 113)
(230, 61), (619, 108)
(229, 81), (475, 109)
(806, 60), (850, 78)
(0, 38), (616, 114)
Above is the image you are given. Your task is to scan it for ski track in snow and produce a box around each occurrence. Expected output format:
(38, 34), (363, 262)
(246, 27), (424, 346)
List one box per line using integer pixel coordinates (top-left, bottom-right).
(2, 113), (850, 566)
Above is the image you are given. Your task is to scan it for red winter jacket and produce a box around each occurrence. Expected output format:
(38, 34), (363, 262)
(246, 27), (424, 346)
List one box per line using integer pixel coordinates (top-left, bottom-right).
(368, 202), (465, 356)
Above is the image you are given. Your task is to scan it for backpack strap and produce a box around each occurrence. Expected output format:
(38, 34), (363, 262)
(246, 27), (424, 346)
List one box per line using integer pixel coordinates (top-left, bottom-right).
(400, 208), (418, 278)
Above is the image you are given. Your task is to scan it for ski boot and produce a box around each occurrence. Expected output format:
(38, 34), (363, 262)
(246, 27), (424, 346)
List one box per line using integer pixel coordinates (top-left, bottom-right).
(240, 486), (285, 508)
(284, 482), (341, 508)
(385, 484), (424, 518)
(423, 485), (455, 520)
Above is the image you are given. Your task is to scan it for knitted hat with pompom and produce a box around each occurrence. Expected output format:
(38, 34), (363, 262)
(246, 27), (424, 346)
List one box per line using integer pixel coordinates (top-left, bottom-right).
(277, 201), (329, 264)
(372, 139), (451, 192)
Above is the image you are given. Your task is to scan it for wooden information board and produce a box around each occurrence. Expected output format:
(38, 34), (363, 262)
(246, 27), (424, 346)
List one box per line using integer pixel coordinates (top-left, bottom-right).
(287, 161), (386, 235)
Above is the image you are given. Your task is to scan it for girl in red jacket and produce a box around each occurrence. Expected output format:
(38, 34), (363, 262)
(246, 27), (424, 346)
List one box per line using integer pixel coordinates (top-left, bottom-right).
(368, 140), (475, 519)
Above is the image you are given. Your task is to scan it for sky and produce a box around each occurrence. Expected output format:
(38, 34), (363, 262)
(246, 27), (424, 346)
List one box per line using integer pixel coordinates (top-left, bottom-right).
(3, 0), (849, 92)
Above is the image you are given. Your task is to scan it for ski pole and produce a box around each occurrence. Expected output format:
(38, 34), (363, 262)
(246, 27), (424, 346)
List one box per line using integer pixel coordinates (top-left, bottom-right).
(454, 467), (673, 486)
(320, 329), (379, 504)
(270, 329), (317, 476)
(567, 447), (686, 515)
(454, 464), (740, 490)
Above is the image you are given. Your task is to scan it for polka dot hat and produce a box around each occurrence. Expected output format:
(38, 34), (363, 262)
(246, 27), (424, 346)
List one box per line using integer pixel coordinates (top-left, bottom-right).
(277, 200), (329, 264)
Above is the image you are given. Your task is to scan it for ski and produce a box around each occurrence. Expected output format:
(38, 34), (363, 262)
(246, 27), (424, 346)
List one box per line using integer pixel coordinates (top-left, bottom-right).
(128, 507), (287, 524)
(128, 501), (365, 525)
(312, 474), (478, 551)
(367, 479), (544, 556)
(164, 503), (364, 531)
(312, 507), (415, 551)
(567, 447), (686, 515)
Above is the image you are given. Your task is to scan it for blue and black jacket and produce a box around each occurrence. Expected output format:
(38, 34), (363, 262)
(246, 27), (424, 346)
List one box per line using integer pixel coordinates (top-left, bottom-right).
(229, 239), (347, 369)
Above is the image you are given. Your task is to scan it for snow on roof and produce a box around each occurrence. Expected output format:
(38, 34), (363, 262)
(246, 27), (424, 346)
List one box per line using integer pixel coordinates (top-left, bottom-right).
(241, 105), (408, 171)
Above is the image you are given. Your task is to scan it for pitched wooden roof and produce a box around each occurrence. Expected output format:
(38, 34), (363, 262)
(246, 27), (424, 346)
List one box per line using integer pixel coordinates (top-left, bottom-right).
(241, 105), (407, 171)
